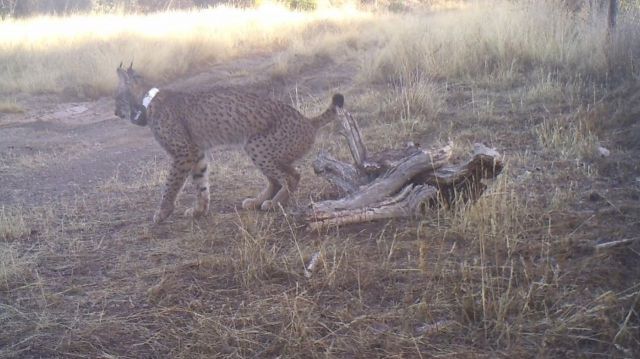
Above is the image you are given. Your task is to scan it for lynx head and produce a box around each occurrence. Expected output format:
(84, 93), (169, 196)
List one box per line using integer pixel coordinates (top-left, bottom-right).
(115, 62), (148, 126)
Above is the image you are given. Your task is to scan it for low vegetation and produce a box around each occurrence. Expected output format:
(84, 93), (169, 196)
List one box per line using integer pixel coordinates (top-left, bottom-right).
(0, 99), (23, 114)
(1, 0), (639, 357)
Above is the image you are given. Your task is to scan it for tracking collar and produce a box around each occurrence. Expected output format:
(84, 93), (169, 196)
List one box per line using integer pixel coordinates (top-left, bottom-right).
(133, 88), (159, 125)
(143, 88), (159, 108)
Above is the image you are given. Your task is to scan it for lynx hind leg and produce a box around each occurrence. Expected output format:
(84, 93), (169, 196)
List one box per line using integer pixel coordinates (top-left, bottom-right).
(184, 152), (210, 218)
(154, 157), (194, 223)
(241, 176), (280, 210)
(260, 164), (300, 211)
(284, 165), (301, 193)
(243, 138), (283, 210)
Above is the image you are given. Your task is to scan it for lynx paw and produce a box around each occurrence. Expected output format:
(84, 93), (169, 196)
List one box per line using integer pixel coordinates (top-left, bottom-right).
(242, 198), (262, 210)
(184, 207), (207, 219)
(153, 210), (168, 224)
(153, 205), (174, 224)
(260, 200), (277, 211)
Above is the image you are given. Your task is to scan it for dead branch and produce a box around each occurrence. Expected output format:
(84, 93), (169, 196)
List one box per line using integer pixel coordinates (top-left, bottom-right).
(307, 184), (438, 230)
(338, 110), (367, 168)
(313, 150), (367, 194)
(595, 237), (638, 250)
(311, 144), (452, 214)
(306, 111), (503, 229)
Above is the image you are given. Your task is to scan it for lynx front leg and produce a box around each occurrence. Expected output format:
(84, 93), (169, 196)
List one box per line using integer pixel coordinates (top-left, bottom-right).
(184, 153), (210, 218)
(154, 159), (192, 223)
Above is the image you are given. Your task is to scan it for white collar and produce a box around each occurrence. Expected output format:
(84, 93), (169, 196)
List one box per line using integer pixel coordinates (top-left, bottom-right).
(142, 88), (159, 108)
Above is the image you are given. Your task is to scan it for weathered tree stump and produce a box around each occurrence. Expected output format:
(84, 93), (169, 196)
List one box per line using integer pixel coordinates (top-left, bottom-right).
(305, 111), (503, 230)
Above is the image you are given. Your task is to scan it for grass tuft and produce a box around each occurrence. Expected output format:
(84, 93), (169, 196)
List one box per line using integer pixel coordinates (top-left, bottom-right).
(0, 99), (24, 114)
(0, 206), (30, 241)
(358, 0), (637, 86)
(536, 110), (600, 161)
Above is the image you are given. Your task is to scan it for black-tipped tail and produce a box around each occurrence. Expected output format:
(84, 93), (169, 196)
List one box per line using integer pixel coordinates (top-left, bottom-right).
(332, 93), (344, 109)
(311, 93), (345, 129)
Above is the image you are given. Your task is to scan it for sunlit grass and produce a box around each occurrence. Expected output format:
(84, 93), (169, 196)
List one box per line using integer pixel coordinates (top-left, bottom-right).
(0, 99), (24, 114)
(0, 2), (372, 98)
(359, 1), (640, 85)
(3, 1), (638, 100)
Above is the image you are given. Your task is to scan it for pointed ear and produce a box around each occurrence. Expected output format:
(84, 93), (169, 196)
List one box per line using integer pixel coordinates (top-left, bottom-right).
(117, 61), (126, 77)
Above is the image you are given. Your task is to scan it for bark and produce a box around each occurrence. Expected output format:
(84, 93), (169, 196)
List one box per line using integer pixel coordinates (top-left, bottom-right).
(311, 144), (452, 213)
(306, 112), (503, 229)
(307, 184), (438, 230)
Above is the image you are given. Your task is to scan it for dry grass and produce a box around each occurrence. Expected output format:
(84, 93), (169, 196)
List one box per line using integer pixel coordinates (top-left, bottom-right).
(536, 110), (600, 161)
(0, 1), (371, 98)
(360, 1), (618, 84)
(0, 99), (24, 114)
(100, 157), (168, 192)
(1, 0), (639, 358)
(0, 206), (30, 241)
(0, 142), (88, 171)
(0, 242), (34, 293)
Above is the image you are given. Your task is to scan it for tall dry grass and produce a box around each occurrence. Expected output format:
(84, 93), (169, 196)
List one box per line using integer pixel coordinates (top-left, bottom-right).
(3, 1), (638, 101)
(360, 0), (640, 85)
(0, 2), (371, 98)
(333, 0), (640, 156)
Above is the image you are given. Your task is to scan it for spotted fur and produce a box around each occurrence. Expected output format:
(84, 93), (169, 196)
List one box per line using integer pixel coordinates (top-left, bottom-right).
(114, 63), (344, 223)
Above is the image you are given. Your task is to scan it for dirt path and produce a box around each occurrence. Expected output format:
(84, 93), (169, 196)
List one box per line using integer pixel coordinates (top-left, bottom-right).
(0, 52), (350, 208)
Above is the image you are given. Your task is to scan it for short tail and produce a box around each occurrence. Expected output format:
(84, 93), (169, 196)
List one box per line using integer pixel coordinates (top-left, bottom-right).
(311, 93), (344, 129)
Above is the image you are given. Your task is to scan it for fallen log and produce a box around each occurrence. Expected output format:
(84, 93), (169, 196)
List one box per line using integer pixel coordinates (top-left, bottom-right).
(306, 112), (503, 229)
(312, 143), (452, 213)
(307, 184), (438, 230)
